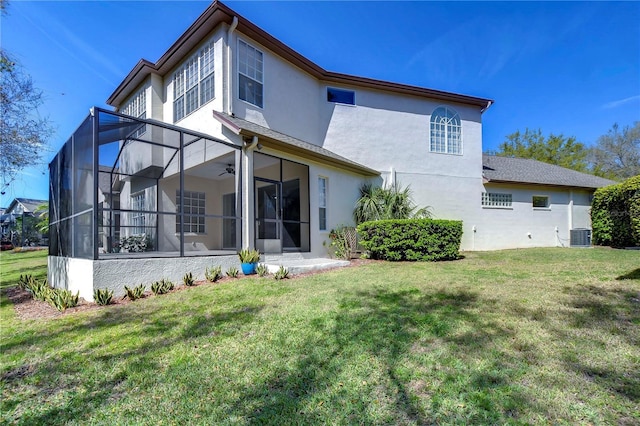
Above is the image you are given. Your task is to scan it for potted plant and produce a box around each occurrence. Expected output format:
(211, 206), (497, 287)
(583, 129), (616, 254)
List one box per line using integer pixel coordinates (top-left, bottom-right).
(238, 248), (260, 275)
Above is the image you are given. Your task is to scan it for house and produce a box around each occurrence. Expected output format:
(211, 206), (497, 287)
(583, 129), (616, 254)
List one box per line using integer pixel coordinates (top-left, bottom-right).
(1, 198), (48, 245)
(47, 1), (614, 300)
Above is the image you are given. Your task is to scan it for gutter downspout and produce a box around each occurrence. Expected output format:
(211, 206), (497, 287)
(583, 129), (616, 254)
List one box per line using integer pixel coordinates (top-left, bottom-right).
(226, 16), (239, 115)
(242, 136), (258, 249)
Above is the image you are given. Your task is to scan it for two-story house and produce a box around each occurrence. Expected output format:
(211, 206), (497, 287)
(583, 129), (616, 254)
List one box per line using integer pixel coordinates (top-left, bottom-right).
(47, 1), (613, 300)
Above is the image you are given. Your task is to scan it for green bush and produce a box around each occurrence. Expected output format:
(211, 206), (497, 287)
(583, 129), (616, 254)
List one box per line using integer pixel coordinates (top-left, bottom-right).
(49, 289), (79, 312)
(256, 263), (269, 277)
(357, 219), (463, 261)
(592, 175), (640, 247)
(94, 288), (114, 306)
(226, 266), (239, 278)
(274, 265), (289, 280)
(151, 279), (174, 295)
(124, 284), (146, 301)
(183, 272), (195, 287)
(205, 265), (223, 282)
(238, 249), (260, 263)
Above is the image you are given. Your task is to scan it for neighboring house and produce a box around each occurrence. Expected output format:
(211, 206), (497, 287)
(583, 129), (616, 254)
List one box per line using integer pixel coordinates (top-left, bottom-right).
(47, 1), (615, 300)
(1, 198), (48, 244)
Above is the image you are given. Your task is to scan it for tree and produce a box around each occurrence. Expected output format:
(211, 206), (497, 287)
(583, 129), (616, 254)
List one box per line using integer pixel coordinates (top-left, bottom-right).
(488, 128), (589, 173)
(589, 122), (640, 181)
(353, 182), (431, 224)
(0, 48), (53, 191)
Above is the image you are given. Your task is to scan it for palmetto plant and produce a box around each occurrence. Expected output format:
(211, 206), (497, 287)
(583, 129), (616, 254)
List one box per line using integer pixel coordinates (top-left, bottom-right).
(353, 182), (431, 224)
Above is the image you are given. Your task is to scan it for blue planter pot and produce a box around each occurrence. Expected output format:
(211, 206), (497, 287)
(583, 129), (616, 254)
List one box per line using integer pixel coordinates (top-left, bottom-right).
(241, 262), (257, 275)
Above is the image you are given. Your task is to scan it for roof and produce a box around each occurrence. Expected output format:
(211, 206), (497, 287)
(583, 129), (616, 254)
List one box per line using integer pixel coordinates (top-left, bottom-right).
(212, 111), (379, 176)
(6, 198), (48, 214)
(107, 1), (493, 110)
(482, 155), (617, 189)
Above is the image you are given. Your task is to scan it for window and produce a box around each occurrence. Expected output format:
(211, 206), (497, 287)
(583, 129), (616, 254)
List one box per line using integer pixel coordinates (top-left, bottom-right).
(176, 190), (205, 234)
(532, 196), (549, 208)
(327, 87), (355, 105)
(482, 192), (512, 208)
(238, 40), (263, 108)
(430, 106), (462, 154)
(120, 88), (146, 136)
(318, 177), (327, 230)
(173, 40), (215, 122)
(131, 191), (146, 234)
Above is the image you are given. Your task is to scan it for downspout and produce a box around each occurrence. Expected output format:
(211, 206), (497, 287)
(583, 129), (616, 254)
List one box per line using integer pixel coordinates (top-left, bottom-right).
(242, 136), (258, 249)
(226, 16), (239, 115)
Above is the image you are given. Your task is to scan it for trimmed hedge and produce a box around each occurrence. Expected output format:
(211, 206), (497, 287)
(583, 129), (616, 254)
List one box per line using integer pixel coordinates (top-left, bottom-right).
(591, 175), (640, 247)
(357, 219), (463, 261)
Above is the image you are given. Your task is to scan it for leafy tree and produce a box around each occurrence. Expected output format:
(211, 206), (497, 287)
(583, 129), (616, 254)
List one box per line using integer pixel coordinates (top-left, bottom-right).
(34, 202), (49, 235)
(589, 122), (640, 181)
(487, 128), (589, 173)
(0, 48), (54, 191)
(353, 182), (431, 224)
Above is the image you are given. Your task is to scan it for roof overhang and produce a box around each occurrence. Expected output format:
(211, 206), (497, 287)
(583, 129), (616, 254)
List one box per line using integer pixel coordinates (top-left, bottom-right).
(107, 1), (493, 111)
(483, 178), (605, 190)
(213, 111), (379, 177)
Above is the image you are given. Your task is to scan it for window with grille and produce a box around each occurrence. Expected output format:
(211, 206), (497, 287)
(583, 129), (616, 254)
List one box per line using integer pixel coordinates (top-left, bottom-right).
(120, 88), (146, 137)
(430, 106), (462, 154)
(176, 190), (205, 234)
(481, 192), (512, 208)
(238, 40), (263, 108)
(131, 191), (146, 234)
(318, 177), (327, 231)
(173, 40), (215, 122)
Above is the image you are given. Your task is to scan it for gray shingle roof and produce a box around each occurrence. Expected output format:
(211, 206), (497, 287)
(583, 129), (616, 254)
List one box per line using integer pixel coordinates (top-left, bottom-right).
(482, 155), (616, 189)
(212, 111), (379, 176)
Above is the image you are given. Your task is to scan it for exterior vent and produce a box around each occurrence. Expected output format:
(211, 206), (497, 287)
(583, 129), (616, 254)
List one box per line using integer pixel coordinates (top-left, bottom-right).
(570, 228), (592, 247)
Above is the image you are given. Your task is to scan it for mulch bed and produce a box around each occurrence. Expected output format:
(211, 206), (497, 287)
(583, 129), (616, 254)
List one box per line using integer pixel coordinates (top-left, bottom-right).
(4, 258), (375, 321)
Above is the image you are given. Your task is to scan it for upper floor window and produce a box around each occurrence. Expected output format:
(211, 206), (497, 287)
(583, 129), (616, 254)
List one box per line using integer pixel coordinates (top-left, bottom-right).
(430, 106), (462, 155)
(238, 40), (263, 108)
(327, 87), (355, 105)
(120, 88), (146, 136)
(173, 40), (215, 122)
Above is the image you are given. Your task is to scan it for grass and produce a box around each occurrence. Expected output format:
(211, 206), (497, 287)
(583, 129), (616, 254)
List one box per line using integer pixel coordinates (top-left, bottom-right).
(0, 249), (48, 289)
(1, 247), (639, 425)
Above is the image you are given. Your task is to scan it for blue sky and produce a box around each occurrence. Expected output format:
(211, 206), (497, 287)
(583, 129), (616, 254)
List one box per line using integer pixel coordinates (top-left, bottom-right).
(1, 0), (639, 207)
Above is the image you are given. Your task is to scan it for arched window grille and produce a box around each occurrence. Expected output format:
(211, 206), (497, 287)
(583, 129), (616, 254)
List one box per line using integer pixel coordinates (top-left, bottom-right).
(430, 106), (462, 154)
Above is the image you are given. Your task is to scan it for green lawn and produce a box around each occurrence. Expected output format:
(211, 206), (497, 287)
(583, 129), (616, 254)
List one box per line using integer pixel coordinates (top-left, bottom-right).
(0, 249), (48, 289)
(1, 248), (639, 425)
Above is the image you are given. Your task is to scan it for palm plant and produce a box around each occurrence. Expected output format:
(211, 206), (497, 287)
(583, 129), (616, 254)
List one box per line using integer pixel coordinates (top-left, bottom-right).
(353, 181), (431, 224)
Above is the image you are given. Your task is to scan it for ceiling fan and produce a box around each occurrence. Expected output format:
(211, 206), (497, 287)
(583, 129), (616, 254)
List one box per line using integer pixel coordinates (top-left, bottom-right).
(218, 164), (235, 176)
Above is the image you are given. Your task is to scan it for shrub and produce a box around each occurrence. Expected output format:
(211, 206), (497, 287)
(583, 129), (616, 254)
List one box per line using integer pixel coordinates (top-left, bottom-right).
(592, 175), (640, 247)
(18, 274), (33, 291)
(238, 248), (260, 263)
(205, 265), (223, 282)
(357, 219), (463, 261)
(26, 278), (52, 302)
(124, 284), (146, 301)
(274, 266), (290, 280)
(151, 279), (174, 295)
(49, 289), (79, 312)
(256, 263), (269, 277)
(226, 266), (239, 278)
(183, 272), (195, 287)
(328, 225), (354, 260)
(94, 288), (114, 306)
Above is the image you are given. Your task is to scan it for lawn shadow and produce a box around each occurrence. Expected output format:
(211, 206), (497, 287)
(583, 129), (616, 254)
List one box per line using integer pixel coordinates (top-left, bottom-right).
(616, 268), (640, 280)
(1, 296), (264, 424)
(224, 287), (546, 423)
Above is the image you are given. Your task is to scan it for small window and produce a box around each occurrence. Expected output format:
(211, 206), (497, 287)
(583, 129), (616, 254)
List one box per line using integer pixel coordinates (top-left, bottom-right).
(318, 177), (327, 231)
(327, 88), (355, 105)
(131, 191), (146, 235)
(176, 190), (206, 234)
(482, 192), (512, 208)
(532, 196), (549, 208)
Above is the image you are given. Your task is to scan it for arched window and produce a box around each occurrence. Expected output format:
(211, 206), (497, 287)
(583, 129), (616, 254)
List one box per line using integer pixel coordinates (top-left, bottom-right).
(430, 106), (462, 154)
